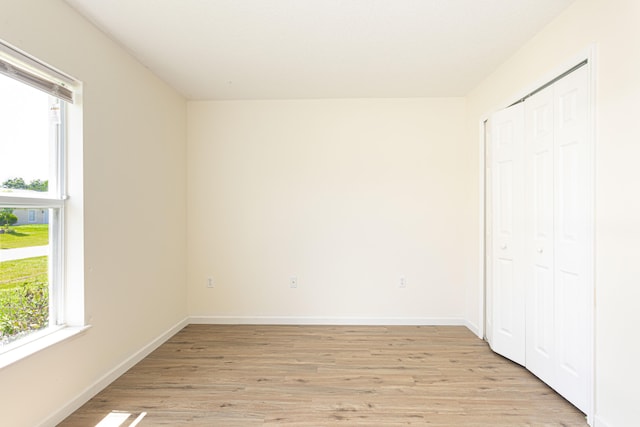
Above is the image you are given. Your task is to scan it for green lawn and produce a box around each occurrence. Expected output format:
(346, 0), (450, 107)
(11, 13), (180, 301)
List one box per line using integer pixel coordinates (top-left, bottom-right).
(0, 256), (49, 340)
(0, 256), (48, 290)
(0, 224), (49, 249)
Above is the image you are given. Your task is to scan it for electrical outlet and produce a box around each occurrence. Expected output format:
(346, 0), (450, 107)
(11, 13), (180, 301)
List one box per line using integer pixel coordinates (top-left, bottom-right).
(289, 277), (298, 288)
(206, 277), (215, 288)
(399, 277), (407, 288)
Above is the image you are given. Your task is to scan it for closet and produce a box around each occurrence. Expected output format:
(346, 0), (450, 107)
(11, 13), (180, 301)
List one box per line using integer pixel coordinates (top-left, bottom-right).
(486, 64), (592, 415)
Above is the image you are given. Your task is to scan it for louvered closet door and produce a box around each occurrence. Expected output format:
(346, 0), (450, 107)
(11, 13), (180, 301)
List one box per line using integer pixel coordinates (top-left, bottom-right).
(489, 103), (525, 366)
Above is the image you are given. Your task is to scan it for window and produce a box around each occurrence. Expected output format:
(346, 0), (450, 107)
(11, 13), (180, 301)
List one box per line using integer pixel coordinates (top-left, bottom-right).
(0, 40), (82, 357)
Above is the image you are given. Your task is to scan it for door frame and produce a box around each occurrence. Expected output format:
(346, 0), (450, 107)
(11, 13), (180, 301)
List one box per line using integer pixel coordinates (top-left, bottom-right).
(477, 45), (597, 425)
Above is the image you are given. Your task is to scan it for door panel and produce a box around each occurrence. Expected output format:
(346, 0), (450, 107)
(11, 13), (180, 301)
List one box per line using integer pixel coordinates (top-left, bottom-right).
(557, 269), (582, 376)
(524, 85), (555, 386)
(533, 265), (553, 357)
(489, 103), (525, 366)
(553, 65), (589, 413)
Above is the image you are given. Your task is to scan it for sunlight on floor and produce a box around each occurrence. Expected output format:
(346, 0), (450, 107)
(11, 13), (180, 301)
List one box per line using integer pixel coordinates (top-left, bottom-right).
(95, 411), (147, 427)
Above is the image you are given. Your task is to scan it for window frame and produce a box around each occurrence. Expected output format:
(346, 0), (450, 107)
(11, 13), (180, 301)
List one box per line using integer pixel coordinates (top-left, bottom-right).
(0, 40), (87, 365)
(0, 91), (66, 352)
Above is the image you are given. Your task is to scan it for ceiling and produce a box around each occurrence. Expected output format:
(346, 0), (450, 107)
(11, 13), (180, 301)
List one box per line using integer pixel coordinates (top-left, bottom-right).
(64, 0), (575, 100)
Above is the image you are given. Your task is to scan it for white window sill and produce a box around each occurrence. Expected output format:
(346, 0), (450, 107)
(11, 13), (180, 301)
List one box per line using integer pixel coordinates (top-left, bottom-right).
(0, 325), (91, 370)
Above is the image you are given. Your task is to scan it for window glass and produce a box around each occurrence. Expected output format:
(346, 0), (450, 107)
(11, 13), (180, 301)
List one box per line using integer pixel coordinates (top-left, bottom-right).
(0, 208), (50, 346)
(0, 74), (52, 196)
(0, 71), (63, 350)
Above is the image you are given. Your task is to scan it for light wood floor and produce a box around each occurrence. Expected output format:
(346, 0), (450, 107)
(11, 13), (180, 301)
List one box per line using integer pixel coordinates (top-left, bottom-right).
(60, 325), (588, 426)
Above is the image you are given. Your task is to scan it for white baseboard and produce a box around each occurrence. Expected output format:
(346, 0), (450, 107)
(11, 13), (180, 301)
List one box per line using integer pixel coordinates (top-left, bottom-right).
(39, 317), (189, 427)
(189, 315), (466, 326)
(464, 319), (481, 337)
(594, 415), (612, 427)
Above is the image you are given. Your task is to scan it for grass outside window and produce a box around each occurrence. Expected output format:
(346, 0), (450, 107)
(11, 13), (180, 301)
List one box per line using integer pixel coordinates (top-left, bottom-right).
(0, 224), (49, 249)
(1, 224), (50, 345)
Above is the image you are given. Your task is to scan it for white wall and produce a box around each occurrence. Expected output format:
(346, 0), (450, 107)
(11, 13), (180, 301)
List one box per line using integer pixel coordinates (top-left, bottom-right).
(0, 1), (187, 426)
(188, 98), (468, 323)
(465, 0), (640, 425)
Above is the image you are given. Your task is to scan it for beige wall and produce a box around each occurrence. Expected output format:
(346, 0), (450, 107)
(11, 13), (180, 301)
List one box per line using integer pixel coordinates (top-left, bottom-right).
(0, 1), (188, 426)
(187, 99), (469, 322)
(465, 0), (640, 425)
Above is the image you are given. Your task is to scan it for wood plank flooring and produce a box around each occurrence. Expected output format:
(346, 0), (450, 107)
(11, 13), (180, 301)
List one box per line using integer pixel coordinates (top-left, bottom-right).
(59, 325), (588, 426)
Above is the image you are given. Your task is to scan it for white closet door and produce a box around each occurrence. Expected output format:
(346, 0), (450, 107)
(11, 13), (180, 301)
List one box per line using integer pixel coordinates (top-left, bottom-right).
(489, 103), (525, 366)
(488, 65), (591, 416)
(524, 85), (556, 386)
(553, 66), (590, 413)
